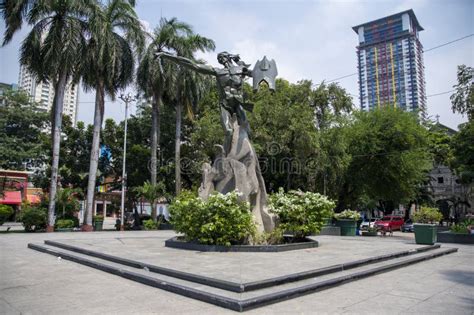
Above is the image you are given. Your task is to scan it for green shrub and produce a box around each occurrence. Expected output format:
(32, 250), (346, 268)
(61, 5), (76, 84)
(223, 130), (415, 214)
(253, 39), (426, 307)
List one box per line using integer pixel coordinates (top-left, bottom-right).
(143, 219), (157, 230)
(55, 219), (75, 229)
(20, 206), (47, 232)
(334, 209), (361, 221)
(450, 219), (473, 234)
(269, 189), (335, 240)
(169, 191), (255, 246)
(0, 204), (14, 225)
(413, 207), (443, 224)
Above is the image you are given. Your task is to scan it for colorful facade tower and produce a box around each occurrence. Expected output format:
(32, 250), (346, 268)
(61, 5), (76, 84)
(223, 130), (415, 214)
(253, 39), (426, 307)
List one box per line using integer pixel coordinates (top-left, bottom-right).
(353, 10), (426, 119)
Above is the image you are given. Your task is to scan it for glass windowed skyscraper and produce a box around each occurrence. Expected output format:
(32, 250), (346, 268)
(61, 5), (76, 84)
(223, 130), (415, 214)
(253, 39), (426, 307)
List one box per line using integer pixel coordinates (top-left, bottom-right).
(353, 10), (426, 119)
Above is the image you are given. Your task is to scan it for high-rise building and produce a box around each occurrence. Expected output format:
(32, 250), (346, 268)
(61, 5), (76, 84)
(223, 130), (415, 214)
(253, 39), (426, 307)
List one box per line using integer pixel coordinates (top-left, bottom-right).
(18, 65), (79, 124)
(353, 9), (426, 119)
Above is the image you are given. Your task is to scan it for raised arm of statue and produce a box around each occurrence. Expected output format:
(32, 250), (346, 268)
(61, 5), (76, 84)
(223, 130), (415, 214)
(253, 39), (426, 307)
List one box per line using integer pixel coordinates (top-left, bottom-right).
(155, 52), (216, 76)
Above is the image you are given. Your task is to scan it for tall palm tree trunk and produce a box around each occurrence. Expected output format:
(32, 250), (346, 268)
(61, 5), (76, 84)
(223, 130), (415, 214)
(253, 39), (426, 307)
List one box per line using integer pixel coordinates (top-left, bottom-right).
(175, 100), (182, 195)
(150, 90), (162, 185)
(83, 82), (105, 231)
(150, 91), (162, 222)
(47, 71), (68, 232)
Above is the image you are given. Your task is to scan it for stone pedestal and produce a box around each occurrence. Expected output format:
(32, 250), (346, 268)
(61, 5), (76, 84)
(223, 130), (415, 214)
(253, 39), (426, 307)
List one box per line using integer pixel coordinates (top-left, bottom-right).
(199, 115), (275, 233)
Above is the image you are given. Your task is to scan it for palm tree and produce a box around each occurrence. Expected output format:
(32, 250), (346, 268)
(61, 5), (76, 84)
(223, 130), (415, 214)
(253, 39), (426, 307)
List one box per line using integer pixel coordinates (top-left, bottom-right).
(136, 18), (194, 189)
(134, 181), (167, 223)
(172, 35), (215, 194)
(1, 0), (33, 46)
(81, 0), (144, 230)
(17, 0), (89, 231)
(55, 187), (82, 217)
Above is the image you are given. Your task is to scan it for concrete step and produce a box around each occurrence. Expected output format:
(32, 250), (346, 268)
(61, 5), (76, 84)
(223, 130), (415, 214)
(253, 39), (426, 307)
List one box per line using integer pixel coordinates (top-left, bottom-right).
(28, 241), (457, 312)
(42, 240), (441, 293)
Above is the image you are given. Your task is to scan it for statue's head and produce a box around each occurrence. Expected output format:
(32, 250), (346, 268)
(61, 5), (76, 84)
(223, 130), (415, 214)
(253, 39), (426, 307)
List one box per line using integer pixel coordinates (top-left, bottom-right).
(217, 51), (231, 66)
(218, 52), (250, 68)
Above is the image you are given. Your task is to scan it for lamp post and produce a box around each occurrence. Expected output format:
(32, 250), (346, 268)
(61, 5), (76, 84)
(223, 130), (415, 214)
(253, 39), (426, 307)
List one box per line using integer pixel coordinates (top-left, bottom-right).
(118, 93), (136, 231)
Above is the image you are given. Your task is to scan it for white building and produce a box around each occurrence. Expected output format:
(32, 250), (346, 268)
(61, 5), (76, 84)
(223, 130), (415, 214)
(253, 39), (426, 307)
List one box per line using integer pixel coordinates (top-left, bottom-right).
(18, 65), (79, 124)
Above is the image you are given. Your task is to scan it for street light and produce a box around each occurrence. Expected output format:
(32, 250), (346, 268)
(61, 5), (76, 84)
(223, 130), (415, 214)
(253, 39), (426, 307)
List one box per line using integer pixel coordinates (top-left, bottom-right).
(118, 93), (137, 231)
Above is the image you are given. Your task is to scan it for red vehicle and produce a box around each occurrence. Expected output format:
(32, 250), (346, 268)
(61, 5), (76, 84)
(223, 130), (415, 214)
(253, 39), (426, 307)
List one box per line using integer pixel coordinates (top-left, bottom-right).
(375, 216), (404, 231)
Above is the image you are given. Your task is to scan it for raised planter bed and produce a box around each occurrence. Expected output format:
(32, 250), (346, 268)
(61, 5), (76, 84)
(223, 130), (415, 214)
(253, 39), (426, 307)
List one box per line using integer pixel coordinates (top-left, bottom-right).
(437, 231), (474, 244)
(165, 236), (318, 252)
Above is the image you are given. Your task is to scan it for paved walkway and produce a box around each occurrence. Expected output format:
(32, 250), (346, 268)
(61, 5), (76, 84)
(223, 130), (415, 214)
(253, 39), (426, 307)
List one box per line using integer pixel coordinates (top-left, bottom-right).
(1, 230), (472, 314)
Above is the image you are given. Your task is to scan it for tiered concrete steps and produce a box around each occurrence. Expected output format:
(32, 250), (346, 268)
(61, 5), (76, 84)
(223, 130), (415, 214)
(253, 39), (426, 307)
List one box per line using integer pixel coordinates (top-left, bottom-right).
(28, 240), (457, 312)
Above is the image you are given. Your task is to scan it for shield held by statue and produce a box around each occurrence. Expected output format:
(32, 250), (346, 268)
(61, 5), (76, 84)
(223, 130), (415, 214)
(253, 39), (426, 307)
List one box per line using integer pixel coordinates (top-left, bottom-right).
(252, 56), (278, 91)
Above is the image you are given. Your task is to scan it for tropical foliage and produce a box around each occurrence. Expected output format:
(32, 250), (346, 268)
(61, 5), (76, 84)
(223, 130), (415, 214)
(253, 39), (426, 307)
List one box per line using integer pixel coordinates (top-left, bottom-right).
(20, 205), (47, 232)
(269, 188), (335, 239)
(82, 0), (144, 228)
(412, 206), (443, 224)
(451, 65), (473, 121)
(169, 191), (255, 246)
(0, 205), (14, 225)
(334, 209), (361, 221)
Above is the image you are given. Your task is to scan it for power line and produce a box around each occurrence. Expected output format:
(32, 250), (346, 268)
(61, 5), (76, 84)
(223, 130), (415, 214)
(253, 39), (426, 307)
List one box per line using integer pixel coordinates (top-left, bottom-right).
(326, 73), (357, 83)
(426, 90), (455, 98)
(322, 33), (474, 84)
(424, 34), (474, 53)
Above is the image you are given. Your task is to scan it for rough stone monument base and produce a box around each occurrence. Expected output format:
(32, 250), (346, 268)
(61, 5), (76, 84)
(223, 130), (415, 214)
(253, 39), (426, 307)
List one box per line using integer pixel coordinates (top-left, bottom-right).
(199, 115), (275, 233)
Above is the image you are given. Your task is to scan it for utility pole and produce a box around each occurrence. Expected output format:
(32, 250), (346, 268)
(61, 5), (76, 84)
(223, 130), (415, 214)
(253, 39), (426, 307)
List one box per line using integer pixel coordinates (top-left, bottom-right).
(118, 93), (136, 231)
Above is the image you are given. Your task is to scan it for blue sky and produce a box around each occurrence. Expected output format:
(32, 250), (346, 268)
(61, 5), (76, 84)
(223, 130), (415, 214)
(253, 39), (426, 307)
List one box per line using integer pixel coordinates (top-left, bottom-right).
(1, 0), (473, 129)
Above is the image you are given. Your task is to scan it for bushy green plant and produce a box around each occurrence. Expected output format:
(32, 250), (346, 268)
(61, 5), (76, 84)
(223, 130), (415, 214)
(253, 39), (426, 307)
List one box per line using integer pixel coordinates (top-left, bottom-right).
(269, 189), (335, 240)
(55, 219), (75, 229)
(0, 204), (14, 225)
(334, 209), (361, 221)
(20, 206), (47, 232)
(143, 219), (158, 230)
(413, 207), (443, 224)
(169, 191), (255, 246)
(450, 219), (473, 234)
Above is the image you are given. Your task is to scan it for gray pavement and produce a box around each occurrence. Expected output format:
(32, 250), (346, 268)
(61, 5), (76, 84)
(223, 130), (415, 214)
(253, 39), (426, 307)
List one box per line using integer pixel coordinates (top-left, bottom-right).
(1, 230), (473, 314)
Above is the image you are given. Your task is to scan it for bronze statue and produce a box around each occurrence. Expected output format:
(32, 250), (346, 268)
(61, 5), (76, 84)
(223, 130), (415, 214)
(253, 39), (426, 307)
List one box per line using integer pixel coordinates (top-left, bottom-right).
(156, 51), (277, 154)
(155, 51), (278, 233)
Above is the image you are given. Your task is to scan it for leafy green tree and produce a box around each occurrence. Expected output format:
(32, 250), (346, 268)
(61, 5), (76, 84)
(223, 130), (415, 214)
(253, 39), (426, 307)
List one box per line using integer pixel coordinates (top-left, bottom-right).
(426, 122), (454, 166)
(451, 121), (474, 183)
(249, 79), (319, 191)
(310, 82), (353, 199)
(312, 81), (353, 129)
(0, 90), (49, 170)
(58, 120), (92, 191)
(451, 65), (474, 121)
(82, 0), (144, 229)
(340, 107), (432, 212)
